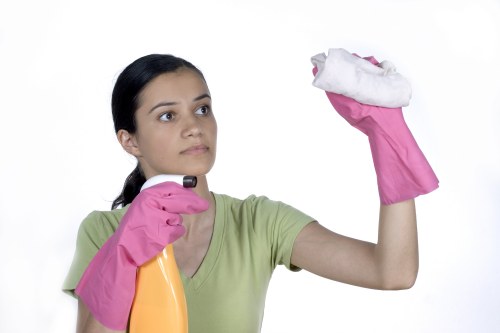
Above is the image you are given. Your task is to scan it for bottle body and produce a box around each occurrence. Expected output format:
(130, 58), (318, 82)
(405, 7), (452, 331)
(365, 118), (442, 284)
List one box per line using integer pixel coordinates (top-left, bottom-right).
(129, 244), (188, 333)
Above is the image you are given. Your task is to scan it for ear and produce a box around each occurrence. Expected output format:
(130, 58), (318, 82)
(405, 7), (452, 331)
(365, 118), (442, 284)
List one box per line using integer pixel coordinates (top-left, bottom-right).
(117, 129), (142, 157)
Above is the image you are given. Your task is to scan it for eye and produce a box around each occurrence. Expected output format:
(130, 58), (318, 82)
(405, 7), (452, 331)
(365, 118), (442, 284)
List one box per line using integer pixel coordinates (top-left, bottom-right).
(159, 112), (174, 122)
(195, 105), (210, 116)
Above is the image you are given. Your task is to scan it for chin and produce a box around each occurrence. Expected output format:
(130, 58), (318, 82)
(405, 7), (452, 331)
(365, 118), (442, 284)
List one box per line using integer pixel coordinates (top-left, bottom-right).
(191, 160), (215, 176)
(172, 165), (214, 177)
(190, 167), (213, 177)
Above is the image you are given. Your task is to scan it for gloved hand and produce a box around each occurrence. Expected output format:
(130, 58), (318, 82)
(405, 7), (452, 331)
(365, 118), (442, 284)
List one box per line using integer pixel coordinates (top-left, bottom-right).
(312, 54), (439, 205)
(75, 182), (209, 330)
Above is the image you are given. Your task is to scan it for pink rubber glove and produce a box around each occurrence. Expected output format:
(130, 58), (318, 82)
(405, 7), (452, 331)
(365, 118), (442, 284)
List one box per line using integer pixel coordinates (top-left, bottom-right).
(312, 56), (439, 205)
(75, 182), (209, 330)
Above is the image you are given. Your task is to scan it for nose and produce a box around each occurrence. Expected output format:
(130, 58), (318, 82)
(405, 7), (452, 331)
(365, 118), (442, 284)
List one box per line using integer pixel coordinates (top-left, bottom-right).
(181, 114), (202, 138)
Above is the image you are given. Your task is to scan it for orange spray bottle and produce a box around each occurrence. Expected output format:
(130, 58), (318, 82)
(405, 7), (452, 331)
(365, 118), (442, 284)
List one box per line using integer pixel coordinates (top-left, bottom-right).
(129, 175), (197, 333)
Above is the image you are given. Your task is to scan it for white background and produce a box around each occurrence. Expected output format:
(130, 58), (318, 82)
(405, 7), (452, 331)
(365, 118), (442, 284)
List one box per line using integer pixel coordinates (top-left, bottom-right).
(1, 0), (499, 332)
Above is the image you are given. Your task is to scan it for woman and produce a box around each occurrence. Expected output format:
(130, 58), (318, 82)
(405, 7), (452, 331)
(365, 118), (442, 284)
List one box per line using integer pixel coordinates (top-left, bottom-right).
(63, 53), (437, 332)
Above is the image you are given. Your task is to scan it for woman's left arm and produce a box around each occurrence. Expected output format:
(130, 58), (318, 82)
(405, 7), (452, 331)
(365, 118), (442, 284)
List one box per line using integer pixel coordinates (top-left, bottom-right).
(291, 199), (417, 290)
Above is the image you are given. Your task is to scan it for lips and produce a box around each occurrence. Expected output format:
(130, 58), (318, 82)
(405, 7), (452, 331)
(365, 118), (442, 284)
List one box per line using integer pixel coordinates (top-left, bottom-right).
(181, 144), (209, 155)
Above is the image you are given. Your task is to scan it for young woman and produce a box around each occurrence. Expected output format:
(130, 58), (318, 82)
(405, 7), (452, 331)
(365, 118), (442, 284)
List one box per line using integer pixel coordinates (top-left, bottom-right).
(63, 53), (436, 333)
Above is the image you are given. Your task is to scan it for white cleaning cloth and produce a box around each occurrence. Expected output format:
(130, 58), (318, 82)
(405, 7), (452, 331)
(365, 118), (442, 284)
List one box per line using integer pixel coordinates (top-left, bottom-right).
(311, 48), (412, 108)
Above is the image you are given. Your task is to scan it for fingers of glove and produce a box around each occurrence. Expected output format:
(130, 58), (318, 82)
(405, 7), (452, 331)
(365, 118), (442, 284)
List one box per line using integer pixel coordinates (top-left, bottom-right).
(313, 65), (375, 118)
(135, 181), (187, 201)
(326, 91), (380, 121)
(362, 55), (379, 66)
(327, 92), (405, 136)
(141, 208), (184, 227)
(351, 52), (380, 66)
(143, 210), (188, 243)
(124, 207), (185, 232)
(313, 66), (363, 126)
(158, 223), (186, 243)
(313, 65), (371, 115)
(313, 67), (391, 125)
(143, 192), (209, 215)
(138, 182), (209, 214)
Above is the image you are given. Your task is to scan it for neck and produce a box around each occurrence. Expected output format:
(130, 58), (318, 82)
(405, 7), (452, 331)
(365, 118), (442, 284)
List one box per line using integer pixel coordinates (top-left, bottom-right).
(191, 175), (211, 200)
(181, 175), (215, 233)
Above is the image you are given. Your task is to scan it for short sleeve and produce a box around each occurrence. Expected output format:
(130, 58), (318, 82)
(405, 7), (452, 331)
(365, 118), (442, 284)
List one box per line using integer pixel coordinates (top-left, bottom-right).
(62, 209), (124, 297)
(249, 196), (315, 271)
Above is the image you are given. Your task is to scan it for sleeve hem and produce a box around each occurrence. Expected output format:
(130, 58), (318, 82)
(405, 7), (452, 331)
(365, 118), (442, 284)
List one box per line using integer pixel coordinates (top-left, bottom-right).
(285, 219), (316, 272)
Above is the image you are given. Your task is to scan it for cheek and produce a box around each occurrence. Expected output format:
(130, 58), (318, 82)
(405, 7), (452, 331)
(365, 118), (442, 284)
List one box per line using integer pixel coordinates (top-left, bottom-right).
(152, 136), (176, 158)
(138, 130), (173, 158)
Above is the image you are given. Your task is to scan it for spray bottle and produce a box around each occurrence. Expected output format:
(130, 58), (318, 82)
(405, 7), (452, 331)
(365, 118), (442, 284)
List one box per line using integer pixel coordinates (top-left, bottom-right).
(129, 174), (197, 333)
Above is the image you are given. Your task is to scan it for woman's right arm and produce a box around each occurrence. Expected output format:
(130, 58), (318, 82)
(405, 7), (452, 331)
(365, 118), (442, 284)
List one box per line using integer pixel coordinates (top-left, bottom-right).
(77, 299), (125, 333)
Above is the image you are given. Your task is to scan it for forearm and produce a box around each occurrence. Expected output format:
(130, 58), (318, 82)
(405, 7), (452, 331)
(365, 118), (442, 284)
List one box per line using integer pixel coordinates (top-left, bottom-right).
(374, 199), (418, 290)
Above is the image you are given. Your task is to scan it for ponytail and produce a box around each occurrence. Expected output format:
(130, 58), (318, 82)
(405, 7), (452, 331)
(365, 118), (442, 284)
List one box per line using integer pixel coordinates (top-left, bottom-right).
(112, 164), (146, 209)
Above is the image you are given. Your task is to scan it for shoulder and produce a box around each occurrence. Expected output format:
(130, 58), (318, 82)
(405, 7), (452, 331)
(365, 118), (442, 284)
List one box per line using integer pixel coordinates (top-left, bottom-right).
(214, 192), (280, 207)
(77, 206), (129, 247)
(213, 193), (315, 270)
(214, 192), (313, 224)
(214, 193), (282, 215)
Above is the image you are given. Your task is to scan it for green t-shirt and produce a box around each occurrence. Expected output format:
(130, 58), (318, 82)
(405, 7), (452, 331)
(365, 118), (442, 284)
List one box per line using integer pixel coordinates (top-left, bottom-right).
(63, 193), (314, 332)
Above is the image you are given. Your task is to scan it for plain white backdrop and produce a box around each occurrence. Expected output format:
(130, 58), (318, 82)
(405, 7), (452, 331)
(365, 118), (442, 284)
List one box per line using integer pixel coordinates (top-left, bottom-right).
(1, 0), (499, 332)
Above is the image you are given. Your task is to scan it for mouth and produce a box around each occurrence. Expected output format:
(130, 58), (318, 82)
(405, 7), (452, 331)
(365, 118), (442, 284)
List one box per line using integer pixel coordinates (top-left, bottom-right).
(180, 144), (209, 155)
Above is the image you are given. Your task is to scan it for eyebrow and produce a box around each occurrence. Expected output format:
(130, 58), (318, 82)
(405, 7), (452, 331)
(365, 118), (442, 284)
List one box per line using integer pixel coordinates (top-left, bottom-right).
(148, 93), (211, 113)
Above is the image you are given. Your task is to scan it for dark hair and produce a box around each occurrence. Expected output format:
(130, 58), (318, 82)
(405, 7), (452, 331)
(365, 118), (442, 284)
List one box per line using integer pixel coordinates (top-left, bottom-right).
(111, 54), (205, 209)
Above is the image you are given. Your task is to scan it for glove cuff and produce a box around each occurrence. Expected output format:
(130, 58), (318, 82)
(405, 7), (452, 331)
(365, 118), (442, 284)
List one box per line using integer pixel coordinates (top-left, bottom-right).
(367, 110), (439, 204)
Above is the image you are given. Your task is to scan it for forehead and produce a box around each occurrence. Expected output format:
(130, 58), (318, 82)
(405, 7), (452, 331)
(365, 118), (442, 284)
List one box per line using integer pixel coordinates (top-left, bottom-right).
(139, 68), (209, 105)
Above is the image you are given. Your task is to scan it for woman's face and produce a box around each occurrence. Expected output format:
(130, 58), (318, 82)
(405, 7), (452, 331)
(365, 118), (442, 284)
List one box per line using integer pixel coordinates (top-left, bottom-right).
(125, 68), (217, 179)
